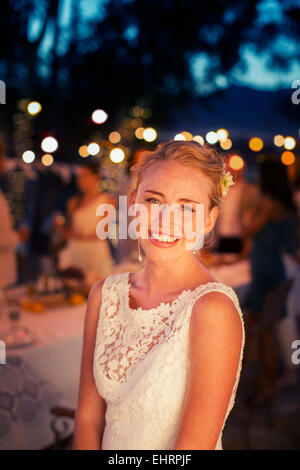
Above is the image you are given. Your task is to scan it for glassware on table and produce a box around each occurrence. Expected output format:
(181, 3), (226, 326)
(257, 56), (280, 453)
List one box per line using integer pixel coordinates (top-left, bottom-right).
(0, 289), (36, 349)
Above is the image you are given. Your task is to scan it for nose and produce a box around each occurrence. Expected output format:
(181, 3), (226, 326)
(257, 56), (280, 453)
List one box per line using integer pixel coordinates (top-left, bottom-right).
(150, 205), (183, 238)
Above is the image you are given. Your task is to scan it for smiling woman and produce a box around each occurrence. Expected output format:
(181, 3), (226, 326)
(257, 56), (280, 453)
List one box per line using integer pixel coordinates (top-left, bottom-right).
(73, 140), (245, 450)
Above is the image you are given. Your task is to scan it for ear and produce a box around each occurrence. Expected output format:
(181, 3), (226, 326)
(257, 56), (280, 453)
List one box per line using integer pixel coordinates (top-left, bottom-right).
(204, 206), (218, 235)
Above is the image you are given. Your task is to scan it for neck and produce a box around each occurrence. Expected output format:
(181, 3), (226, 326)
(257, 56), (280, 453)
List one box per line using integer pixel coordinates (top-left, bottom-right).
(138, 253), (207, 296)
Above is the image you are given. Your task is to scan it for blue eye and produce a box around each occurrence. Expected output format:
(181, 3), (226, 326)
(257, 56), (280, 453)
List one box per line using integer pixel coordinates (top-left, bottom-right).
(182, 205), (195, 213)
(145, 197), (160, 204)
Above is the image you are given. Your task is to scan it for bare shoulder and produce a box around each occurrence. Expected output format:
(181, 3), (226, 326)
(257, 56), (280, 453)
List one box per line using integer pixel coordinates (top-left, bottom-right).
(85, 278), (106, 322)
(189, 289), (243, 344)
(88, 278), (106, 300)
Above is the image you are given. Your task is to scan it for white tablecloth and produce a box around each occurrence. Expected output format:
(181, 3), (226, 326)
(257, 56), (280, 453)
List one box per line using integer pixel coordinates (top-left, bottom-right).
(0, 294), (86, 450)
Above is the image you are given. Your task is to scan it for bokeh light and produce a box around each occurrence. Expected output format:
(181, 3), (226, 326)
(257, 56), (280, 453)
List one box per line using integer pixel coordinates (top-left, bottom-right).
(109, 147), (125, 163)
(131, 106), (144, 117)
(284, 136), (296, 150)
(192, 135), (204, 145)
(109, 131), (121, 143)
(229, 155), (244, 171)
(216, 129), (228, 142)
(220, 138), (232, 150)
(143, 127), (157, 142)
(78, 145), (89, 157)
(41, 136), (58, 153)
(181, 131), (193, 141)
(22, 150), (35, 164)
(135, 127), (144, 139)
(87, 142), (100, 155)
(281, 151), (295, 166)
(92, 109), (108, 124)
(206, 131), (218, 144)
(41, 154), (54, 166)
(27, 101), (42, 116)
(274, 135), (285, 147)
(249, 137), (263, 152)
(174, 133), (185, 141)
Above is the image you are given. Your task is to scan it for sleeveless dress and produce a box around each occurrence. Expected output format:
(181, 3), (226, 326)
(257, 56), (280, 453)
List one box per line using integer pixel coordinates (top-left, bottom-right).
(93, 271), (245, 450)
(59, 193), (114, 277)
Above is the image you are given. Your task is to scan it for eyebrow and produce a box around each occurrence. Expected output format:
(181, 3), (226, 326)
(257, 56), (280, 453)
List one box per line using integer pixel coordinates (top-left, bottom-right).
(144, 190), (200, 204)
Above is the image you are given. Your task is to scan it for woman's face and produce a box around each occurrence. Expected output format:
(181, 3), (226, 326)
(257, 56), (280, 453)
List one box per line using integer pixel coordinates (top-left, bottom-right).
(76, 167), (99, 193)
(131, 160), (218, 263)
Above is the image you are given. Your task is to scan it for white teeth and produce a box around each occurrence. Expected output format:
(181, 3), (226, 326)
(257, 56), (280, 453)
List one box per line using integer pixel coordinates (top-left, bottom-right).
(151, 233), (178, 242)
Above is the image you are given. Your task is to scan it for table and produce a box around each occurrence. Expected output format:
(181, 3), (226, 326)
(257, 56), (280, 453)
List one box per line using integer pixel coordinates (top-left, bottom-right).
(0, 291), (86, 450)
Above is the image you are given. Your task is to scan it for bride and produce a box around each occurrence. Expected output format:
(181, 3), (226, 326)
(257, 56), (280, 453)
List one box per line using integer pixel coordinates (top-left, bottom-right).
(73, 141), (245, 450)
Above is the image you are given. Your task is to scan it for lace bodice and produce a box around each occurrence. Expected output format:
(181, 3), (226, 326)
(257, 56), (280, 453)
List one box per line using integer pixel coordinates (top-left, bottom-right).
(93, 271), (245, 450)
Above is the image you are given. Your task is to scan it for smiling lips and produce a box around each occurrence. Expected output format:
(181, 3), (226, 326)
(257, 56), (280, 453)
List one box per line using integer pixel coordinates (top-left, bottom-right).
(148, 229), (181, 248)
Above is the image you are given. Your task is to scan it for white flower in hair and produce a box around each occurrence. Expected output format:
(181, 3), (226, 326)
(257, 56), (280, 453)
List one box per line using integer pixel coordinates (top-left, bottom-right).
(220, 171), (235, 196)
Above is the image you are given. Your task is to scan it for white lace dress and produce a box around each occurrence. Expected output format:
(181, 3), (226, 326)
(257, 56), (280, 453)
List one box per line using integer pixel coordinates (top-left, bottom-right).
(93, 271), (245, 450)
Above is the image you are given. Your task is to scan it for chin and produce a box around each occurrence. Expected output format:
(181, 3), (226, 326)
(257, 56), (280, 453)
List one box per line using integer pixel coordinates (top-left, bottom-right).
(141, 241), (185, 263)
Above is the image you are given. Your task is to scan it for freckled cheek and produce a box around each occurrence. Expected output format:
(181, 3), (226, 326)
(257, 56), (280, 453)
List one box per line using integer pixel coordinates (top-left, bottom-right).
(182, 206), (208, 243)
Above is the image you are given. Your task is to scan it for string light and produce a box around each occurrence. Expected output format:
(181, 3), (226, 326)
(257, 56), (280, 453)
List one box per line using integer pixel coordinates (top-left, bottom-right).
(22, 150), (35, 164)
(284, 136), (296, 150)
(249, 137), (263, 152)
(192, 135), (204, 145)
(274, 135), (285, 147)
(143, 127), (157, 142)
(27, 101), (42, 116)
(109, 132), (121, 143)
(41, 154), (54, 166)
(174, 133), (185, 141)
(220, 138), (232, 150)
(78, 145), (89, 157)
(92, 109), (108, 124)
(216, 129), (228, 142)
(110, 148), (125, 163)
(135, 127), (144, 139)
(87, 142), (100, 155)
(229, 155), (244, 171)
(181, 131), (193, 141)
(41, 136), (58, 153)
(206, 131), (218, 144)
(281, 151), (295, 166)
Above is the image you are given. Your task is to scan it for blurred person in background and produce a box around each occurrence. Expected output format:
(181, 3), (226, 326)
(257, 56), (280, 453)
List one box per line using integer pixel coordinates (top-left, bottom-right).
(215, 166), (245, 263)
(0, 139), (29, 288)
(242, 156), (298, 397)
(56, 160), (117, 284)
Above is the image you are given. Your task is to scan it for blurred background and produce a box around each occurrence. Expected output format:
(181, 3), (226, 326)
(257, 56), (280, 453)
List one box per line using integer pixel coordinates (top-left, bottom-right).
(0, 0), (300, 450)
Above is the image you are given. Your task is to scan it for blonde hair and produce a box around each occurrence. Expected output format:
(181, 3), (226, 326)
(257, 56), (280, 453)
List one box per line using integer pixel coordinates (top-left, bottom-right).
(129, 140), (226, 209)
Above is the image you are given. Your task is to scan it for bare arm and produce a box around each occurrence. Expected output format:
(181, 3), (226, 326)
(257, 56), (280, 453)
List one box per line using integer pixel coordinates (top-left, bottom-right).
(172, 291), (243, 450)
(72, 279), (107, 449)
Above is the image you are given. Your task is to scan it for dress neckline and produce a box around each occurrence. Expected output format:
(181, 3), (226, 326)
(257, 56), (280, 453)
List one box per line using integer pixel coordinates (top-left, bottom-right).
(124, 271), (224, 314)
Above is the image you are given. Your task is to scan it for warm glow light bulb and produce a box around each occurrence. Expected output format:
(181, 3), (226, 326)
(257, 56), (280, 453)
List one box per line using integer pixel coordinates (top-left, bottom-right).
(41, 136), (58, 153)
(110, 148), (125, 163)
